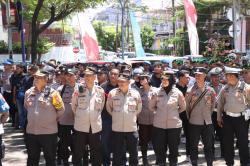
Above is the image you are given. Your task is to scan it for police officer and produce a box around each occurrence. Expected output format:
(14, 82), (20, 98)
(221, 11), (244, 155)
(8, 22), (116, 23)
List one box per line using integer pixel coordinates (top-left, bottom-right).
(101, 68), (120, 166)
(137, 73), (156, 165)
(208, 67), (224, 157)
(57, 68), (77, 165)
(97, 68), (108, 86)
(217, 67), (250, 166)
(71, 67), (105, 166)
(175, 70), (190, 159)
(149, 71), (186, 166)
(242, 64), (250, 84)
(186, 67), (216, 166)
(12, 64), (25, 129)
(106, 72), (142, 166)
(131, 68), (143, 91)
(1, 59), (15, 126)
(24, 70), (65, 166)
(150, 62), (162, 88)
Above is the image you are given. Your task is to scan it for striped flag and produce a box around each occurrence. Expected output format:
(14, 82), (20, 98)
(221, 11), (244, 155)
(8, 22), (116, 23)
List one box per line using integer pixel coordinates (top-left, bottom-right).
(79, 13), (100, 61)
(184, 0), (199, 55)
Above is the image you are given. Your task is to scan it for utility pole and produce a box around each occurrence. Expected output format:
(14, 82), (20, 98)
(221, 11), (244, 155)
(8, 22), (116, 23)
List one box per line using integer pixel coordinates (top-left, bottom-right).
(17, 0), (26, 63)
(120, 0), (126, 59)
(172, 0), (176, 36)
(115, 11), (119, 52)
(232, 0), (237, 50)
(126, 5), (130, 51)
(172, 0), (176, 55)
(6, 0), (13, 59)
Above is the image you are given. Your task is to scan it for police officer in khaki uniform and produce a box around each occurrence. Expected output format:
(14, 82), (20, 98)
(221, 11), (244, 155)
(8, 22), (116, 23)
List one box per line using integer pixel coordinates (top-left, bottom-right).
(130, 68), (143, 91)
(217, 67), (250, 166)
(57, 68), (77, 165)
(106, 73), (142, 166)
(24, 70), (65, 166)
(0, 59), (15, 126)
(242, 64), (250, 84)
(208, 67), (224, 157)
(101, 68), (120, 166)
(71, 67), (105, 166)
(137, 73), (156, 165)
(149, 71), (186, 166)
(186, 67), (216, 166)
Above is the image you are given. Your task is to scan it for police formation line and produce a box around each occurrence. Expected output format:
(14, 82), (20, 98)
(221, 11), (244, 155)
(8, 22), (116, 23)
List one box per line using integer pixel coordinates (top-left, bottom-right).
(1, 58), (250, 166)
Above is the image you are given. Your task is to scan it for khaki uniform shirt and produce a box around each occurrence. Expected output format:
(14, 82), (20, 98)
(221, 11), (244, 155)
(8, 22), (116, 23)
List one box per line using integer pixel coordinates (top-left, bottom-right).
(24, 87), (65, 135)
(186, 85), (216, 125)
(71, 84), (105, 133)
(217, 81), (250, 121)
(149, 87), (186, 129)
(138, 86), (157, 125)
(106, 88), (142, 132)
(209, 83), (224, 111)
(58, 84), (75, 125)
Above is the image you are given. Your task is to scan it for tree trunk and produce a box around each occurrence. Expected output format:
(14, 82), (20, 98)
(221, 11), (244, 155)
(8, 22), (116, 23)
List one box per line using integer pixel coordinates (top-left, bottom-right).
(37, 53), (42, 63)
(26, 23), (32, 61)
(31, 32), (38, 64)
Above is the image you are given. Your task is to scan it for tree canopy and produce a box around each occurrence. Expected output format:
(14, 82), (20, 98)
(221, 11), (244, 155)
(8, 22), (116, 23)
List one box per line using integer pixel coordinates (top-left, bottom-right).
(21, 0), (105, 63)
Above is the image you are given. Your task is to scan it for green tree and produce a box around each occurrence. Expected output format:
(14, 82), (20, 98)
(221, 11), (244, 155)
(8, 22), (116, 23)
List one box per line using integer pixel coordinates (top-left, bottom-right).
(140, 25), (155, 51)
(175, 0), (232, 55)
(93, 21), (121, 52)
(22, 0), (105, 63)
(36, 38), (55, 62)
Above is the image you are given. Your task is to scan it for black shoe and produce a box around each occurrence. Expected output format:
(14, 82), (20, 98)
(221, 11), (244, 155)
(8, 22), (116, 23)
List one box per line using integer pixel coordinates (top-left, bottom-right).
(57, 158), (62, 165)
(143, 158), (149, 166)
(63, 162), (69, 166)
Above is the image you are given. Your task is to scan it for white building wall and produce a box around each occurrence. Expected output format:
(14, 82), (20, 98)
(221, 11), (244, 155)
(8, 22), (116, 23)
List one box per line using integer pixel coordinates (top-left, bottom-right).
(0, 8), (8, 42)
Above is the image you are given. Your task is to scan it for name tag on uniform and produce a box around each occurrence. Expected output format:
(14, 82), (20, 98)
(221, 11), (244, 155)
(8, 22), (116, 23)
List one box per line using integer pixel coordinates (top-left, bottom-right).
(128, 97), (136, 102)
(78, 96), (87, 106)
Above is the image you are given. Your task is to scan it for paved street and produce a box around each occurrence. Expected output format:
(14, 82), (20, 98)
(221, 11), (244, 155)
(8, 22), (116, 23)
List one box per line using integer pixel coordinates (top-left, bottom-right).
(2, 123), (241, 166)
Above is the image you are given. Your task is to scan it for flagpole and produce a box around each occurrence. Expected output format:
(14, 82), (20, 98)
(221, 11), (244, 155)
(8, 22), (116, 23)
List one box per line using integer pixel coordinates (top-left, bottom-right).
(172, 0), (176, 54)
(232, 0), (237, 50)
(6, 0), (13, 59)
(120, 0), (126, 60)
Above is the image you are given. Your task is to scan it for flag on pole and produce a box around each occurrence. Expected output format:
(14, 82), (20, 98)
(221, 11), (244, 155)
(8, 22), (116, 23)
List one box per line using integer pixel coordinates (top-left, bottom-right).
(184, 0), (199, 55)
(129, 10), (145, 57)
(0, 93), (9, 113)
(79, 13), (100, 61)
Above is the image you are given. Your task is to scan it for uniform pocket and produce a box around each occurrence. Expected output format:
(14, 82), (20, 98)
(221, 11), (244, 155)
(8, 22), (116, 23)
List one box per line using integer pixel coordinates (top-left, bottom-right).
(26, 96), (35, 107)
(128, 101), (136, 112)
(62, 92), (72, 103)
(205, 94), (212, 106)
(168, 96), (177, 105)
(78, 97), (88, 110)
(95, 97), (103, 111)
(113, 99), (122, 112)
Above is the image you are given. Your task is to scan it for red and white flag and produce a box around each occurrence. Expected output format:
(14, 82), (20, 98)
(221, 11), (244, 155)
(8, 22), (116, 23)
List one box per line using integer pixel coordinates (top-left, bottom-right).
(79, 13), (100, 61)
(184, 0), (199, 55)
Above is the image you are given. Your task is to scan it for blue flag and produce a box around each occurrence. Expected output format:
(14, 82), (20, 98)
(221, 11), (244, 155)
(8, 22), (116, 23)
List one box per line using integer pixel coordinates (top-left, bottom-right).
(0, 94), (9, 113)
(129, 11), (145, 57)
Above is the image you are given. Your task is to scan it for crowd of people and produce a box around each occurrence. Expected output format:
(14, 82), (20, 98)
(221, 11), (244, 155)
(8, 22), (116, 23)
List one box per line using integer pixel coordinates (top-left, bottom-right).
(0, 56), (250, 166)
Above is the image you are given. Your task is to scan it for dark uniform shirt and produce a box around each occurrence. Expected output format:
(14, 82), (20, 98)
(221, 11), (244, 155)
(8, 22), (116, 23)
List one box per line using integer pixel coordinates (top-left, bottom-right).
(101, 81), (118, 124)
(176, 83), (188, 96)
(150, 74), (161, 88)
(23, 75), (34, 91)
(11, 73), (25, 98)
